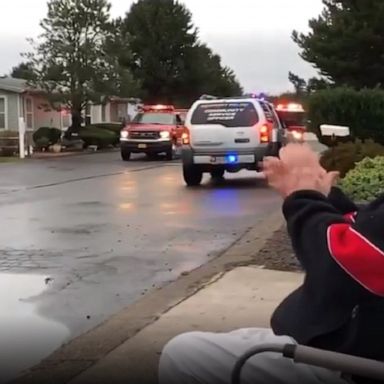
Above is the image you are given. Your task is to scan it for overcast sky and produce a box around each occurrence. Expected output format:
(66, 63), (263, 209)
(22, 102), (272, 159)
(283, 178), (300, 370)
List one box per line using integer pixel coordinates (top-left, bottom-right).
(0, 0), (324, 94)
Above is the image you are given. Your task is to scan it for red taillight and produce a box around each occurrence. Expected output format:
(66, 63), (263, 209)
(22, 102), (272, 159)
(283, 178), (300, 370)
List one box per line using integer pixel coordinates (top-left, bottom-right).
(182, 128), (190, 145)
(260, 125), (270, 143)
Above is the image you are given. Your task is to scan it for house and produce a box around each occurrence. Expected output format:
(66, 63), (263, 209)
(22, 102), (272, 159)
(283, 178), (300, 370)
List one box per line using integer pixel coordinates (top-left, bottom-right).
(0, 77), (141, 132)
(90, 96), (141, 124)
(0, 77), (70, 132)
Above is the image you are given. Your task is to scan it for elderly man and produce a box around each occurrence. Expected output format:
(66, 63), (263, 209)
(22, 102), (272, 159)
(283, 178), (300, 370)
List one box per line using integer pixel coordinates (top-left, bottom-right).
(159, 144), (384, 384)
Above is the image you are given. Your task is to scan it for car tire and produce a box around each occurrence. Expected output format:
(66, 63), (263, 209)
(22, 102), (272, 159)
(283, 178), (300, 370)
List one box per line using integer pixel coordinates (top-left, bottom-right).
(183, 165), (203, 187)
(121, 150), (131, 161)
(166, 143), (177, 161)
(166, 149), (174, 161)
(210, 168), (225, 179)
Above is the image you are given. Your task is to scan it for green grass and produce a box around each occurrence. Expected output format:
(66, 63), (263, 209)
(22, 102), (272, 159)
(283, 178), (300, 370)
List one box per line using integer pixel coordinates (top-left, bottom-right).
(0, 157), (21, 163)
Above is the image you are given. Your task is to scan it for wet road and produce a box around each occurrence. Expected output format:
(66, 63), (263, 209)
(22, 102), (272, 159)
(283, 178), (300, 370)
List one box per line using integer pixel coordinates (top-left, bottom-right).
(0, 152), (280, 382)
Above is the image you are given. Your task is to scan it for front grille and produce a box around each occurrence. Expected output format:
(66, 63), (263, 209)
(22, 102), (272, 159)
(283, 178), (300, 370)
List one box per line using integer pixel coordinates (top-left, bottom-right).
(130, 131), (160, 140)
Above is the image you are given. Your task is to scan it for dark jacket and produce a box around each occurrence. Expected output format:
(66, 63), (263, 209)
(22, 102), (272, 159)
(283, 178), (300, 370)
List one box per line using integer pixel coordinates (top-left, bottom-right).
(271, 188), (384, 382)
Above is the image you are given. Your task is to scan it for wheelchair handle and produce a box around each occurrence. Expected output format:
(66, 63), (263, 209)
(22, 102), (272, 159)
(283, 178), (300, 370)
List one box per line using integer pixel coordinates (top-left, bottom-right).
(231, 343), (384, 384)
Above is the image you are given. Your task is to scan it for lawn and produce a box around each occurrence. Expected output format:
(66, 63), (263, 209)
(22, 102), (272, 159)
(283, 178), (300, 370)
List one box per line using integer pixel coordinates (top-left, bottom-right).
(0, 157), (21, 163)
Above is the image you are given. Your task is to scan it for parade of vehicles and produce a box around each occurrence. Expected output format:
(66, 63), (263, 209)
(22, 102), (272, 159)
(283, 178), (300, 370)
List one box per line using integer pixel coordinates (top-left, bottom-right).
(119, 97), (307, 188)
(180, 95), (285, 187)
(120, 105), (187, 161)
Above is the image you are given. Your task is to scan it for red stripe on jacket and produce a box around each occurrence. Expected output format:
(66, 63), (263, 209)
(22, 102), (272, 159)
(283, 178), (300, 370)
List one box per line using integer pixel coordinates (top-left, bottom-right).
(327, 223), (384, 296)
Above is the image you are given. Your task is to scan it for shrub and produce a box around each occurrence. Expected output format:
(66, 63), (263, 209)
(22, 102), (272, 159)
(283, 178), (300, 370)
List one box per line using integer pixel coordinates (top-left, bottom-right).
(90, 123), (122, 133)
(34, 137), (51, 151)
(87, 123), (121, 145)
(307, 87), (384, 145)
(61, 137), (84, 150)
(340, 156), (384, 202)
(79, 126), (116, 148)
(33, 127), (62, 145)
(320, 139), (384, 178)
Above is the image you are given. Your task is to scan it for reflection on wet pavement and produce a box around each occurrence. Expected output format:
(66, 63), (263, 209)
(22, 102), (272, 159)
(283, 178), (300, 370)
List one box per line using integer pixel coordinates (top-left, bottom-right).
(0, 274), (69, 383)
(0, 153), (280, 381)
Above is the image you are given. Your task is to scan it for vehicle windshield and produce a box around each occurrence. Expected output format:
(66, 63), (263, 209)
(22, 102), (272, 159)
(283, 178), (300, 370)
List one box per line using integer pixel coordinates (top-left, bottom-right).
(190, 102), (259, 127)
(133, 112), (176, 125)
(276, 111), (306, 128)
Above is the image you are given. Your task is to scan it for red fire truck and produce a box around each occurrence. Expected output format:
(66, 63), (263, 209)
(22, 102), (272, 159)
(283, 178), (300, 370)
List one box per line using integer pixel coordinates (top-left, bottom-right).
(120, 105), (187, 161)
(275, 102), (306, 143)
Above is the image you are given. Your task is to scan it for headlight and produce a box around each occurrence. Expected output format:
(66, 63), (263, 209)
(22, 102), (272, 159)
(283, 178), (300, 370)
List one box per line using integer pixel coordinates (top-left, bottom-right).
(292, 130), (303, 140)
(121, 131), (129, 139)
(160, 131), (170, 139)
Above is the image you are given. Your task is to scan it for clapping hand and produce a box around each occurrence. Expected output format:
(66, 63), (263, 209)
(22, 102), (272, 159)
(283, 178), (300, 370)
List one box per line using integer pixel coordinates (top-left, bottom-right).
(262, 144), (339, 198)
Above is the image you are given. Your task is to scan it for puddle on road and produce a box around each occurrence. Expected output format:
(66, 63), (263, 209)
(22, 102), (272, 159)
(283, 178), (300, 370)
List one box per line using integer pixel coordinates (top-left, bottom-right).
(0, 274), (70, 383)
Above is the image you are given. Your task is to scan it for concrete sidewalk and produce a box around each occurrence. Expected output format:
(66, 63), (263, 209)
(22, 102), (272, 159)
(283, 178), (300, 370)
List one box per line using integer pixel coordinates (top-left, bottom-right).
(68, 267), (303, 384)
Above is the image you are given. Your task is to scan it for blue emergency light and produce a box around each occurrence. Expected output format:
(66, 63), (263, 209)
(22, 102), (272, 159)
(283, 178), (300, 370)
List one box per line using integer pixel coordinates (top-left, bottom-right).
(226, 154), (238, 164)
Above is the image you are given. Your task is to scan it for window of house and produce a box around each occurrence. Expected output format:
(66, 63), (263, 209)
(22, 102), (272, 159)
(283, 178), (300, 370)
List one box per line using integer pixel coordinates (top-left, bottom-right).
(0, 96), (6, 129)
(25, 97), (33, 129)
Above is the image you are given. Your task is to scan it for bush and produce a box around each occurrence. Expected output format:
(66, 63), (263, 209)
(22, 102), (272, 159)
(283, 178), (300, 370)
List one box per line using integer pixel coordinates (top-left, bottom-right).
(79, 126), (116, 148)
(90, 123), (122, 133)
(340, 157), (384, 202)
(34, 137), (51, 151)
(61, 137), (84, 150)
(320, 139), (384, 178)
(33, 127), (62, 145)
(307, 87), (384, 145)
(87, 123), (121, 145)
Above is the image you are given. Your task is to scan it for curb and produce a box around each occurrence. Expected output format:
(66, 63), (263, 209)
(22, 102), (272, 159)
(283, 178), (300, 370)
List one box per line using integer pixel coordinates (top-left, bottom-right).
(30, 148), (120, 160)
(11, 211), (284, 384)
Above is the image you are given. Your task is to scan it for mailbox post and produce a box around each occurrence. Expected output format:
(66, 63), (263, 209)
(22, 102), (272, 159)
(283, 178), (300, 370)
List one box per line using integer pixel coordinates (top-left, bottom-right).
(18, 117), (26, 159)
(320, 124), (350, 168)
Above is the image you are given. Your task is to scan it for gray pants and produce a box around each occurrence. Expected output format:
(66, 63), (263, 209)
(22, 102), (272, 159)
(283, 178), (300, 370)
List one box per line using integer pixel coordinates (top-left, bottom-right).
(159, 328), (350, 384)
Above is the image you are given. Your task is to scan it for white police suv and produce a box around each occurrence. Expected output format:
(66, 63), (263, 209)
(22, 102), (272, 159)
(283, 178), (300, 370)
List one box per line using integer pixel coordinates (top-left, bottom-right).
(181, 95), (285, 186)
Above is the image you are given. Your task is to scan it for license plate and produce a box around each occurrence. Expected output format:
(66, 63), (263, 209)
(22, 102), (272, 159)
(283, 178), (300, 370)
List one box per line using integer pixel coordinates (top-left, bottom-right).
(210, 156), (237, 164)
(138, 144), (147, 149)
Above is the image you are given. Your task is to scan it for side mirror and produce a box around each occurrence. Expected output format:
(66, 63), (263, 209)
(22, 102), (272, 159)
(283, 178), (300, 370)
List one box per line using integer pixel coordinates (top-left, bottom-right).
(320, 124), (350, 137)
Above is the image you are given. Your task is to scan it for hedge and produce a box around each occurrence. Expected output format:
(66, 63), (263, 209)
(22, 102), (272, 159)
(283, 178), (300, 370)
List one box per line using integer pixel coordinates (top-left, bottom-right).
(340, 156), (384, 202)
(85, 123), (122, 145)
(90, 123), (122, 133)
(33, 127), (62, 145)
(79, 126), (116, 148)
(307, 87), (384, 145)
(320, 139), (384, 178)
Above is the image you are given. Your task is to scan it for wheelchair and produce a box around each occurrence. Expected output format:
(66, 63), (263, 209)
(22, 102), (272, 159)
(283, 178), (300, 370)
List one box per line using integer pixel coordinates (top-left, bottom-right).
(231, 343), (384, 384)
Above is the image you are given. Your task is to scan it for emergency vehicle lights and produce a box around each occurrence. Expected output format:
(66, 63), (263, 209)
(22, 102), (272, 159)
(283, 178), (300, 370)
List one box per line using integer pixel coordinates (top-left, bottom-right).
(276, 103), (304, 112)
(244, 92), (267, 100)
(226, 154), (238, 164)
(143, 105), (175, 112)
